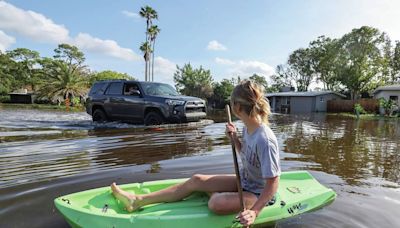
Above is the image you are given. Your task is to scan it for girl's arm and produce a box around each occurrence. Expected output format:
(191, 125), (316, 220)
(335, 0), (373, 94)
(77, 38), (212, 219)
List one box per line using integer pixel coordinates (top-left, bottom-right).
(251, 176), (279, 214)
(238, 176), (279, 226)
(226, 123), (242, 151)
(231, 131), (242, 152)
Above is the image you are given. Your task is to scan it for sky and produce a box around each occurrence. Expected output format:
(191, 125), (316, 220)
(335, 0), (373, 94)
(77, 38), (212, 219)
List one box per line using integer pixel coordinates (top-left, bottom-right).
(1, 0), (400, 86)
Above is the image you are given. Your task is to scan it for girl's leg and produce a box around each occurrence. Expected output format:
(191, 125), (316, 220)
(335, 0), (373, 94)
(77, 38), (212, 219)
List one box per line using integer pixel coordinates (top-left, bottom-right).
(208, 192), (258, 215)
(111, 174), (237, 212)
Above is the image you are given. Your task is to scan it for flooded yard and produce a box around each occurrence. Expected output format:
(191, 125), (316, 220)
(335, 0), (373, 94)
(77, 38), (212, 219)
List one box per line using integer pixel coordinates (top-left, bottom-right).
(0, 107), (399, 227)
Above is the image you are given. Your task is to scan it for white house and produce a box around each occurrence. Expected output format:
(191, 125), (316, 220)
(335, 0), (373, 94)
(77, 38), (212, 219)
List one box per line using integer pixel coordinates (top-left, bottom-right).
(373, 84), (400, 106)
(266, 91), (345, 114)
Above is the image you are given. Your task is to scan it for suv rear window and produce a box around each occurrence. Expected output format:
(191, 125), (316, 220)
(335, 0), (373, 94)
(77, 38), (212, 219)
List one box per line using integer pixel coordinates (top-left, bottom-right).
(106, 82), (123, 95)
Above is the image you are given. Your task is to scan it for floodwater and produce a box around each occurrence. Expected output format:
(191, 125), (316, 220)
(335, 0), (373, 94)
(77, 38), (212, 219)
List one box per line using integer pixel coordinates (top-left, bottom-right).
(0, 107), (399, 228)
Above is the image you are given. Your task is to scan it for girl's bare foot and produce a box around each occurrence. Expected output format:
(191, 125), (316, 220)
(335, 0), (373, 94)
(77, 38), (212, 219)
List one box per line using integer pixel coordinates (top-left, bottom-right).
(111, 183), (142, 212)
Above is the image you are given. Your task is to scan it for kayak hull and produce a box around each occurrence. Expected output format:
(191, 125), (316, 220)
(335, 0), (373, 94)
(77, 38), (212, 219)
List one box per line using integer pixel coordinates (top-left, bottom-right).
(55, 171), (336, 228)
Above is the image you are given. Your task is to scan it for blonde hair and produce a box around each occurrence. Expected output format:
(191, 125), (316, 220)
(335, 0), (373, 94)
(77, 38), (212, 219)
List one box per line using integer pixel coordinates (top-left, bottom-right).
(230, 80), (271, 124)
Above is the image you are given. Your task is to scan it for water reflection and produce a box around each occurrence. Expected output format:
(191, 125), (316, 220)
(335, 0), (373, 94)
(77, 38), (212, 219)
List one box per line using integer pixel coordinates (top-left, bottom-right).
(0, 109), (399, 227)
(278, 114), (400, 185)
(0, 125), (222, 188)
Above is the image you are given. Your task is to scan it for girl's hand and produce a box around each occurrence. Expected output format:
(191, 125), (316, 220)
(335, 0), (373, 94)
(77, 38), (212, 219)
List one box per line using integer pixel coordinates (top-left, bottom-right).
(236, 209), (257, 226)
(225, 123), (236, 136)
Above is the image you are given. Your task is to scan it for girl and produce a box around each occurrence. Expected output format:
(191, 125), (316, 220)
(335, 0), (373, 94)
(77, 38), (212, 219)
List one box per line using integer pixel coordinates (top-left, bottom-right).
(111, 80), (281, 226)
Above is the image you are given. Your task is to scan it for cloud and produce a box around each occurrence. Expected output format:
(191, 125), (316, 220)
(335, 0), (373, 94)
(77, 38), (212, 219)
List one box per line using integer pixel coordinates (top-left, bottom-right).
(215, 57), (275, 77)
(215, 57), (234, 65)
(0, 1), (140, 61)
(74, 33), (140, 61)
(235, 60), (275, 77)
(0, 1), (69, 43)
(0, 30), (15, 52)
(153, 56), (177, 84)
(207, 40), (227, 51)
(122, 10), (140, 19)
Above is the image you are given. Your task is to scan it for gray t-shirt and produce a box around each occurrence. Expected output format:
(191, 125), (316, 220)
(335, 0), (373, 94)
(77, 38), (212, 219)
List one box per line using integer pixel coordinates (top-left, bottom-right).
(240, 124), (281, 194)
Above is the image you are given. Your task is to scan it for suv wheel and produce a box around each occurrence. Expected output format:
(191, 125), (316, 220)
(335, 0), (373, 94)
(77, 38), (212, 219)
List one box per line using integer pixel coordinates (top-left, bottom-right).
(93, 109), (108, 122)
(144, 112), (164, 125)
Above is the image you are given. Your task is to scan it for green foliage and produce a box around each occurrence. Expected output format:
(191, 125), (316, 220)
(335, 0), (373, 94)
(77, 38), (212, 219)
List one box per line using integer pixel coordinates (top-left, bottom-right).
(6, 48), (41, 91)
(0, 51), (14, 95)
(249, 74), (268, 91)
(379, 98), (396, 116)
(271, 64), (296, 91)
(37, 57), (88, 102)
(335, 26), (390, 99)
(173, 63), (213, 99)
(54, 43), (85, 66)
(391, 41), (400, 83)
(0, 45), (139, 105)
(37, 45), (85, 102)
(277, 26), (399, 98)
(288, 48), (315, 91)
(140, 5), (159, 82)
(0, 95), (10, 103)
(72, 97), (81, 106)
(211, 79), (235, 108)
(354, 103), (366, 115)
(308, 36), (341, 90)
(89, 70), (134, 86)
(36, 44), (89, 102)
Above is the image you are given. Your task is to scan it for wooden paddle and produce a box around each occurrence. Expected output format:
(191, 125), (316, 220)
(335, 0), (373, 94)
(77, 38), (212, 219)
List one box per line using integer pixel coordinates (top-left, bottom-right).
(225, 105), (245, 213)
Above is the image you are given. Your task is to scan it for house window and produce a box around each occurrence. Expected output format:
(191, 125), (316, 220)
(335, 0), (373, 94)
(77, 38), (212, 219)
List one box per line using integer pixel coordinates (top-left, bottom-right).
(389, 96), (398, 102)
(320, 97), (325, 102)
(286, 97), (291, 105)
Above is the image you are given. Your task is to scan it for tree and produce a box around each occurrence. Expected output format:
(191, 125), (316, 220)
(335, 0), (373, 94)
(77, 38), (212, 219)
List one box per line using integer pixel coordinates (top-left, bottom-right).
(140, 42), (152, 81)
(391, 41), (400, 83)
(37, 58), (88, 103)
(173, 63), (213, 99)
(54, 43), (85, 67)
(211, 79), (235, 108)
(0, 51), (15, 94)
(288, 48), (315, 91)
(148, 25), (160, 82)
(6, 48), (40, 91)
(37, 44), (89, 104)
(335, 26), (389, 99)
(249, 74), (268, 91)
(139, 5), (158, 81)
(89, 70), (134, 86)
(308, 36), (341, 91)
(271, 64), (296, 91)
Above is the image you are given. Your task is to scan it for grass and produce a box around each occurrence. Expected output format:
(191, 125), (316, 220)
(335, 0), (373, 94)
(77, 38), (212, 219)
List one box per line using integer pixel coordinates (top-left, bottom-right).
(0, 103), (85, 112)
(328, 112), (400, 120)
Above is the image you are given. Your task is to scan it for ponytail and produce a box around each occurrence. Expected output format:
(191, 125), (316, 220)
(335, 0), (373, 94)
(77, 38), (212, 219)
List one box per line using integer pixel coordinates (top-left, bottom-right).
(231, 80), (271, 124)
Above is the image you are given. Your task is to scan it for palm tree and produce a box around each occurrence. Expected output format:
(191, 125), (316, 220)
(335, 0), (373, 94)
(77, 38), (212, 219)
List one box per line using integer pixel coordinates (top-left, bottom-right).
(148, 25), (160, 82)
(38, 59), (88, 106)
(139, 6), (158, 81)
(140, 42), (152, 81)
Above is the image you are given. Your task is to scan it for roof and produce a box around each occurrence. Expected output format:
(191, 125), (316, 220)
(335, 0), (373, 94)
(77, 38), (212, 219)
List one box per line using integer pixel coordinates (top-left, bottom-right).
(373, 84), (400, 94)
(8, 93), (35, 95)
(266, 91), (346, 98)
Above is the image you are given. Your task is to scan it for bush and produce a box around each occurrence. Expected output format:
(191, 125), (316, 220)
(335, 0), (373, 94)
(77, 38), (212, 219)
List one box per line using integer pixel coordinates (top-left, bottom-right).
(354, 103), (366, 115)
(0, 95), (10, 103)
(379, 98), (396, 116)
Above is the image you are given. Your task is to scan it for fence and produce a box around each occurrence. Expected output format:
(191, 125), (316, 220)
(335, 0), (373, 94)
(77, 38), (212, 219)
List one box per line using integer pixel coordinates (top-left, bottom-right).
(327, 99), (379, 113)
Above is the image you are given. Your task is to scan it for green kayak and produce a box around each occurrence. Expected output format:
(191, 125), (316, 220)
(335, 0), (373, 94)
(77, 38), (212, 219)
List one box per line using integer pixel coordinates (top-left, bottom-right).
(54, 171), (336, 227)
